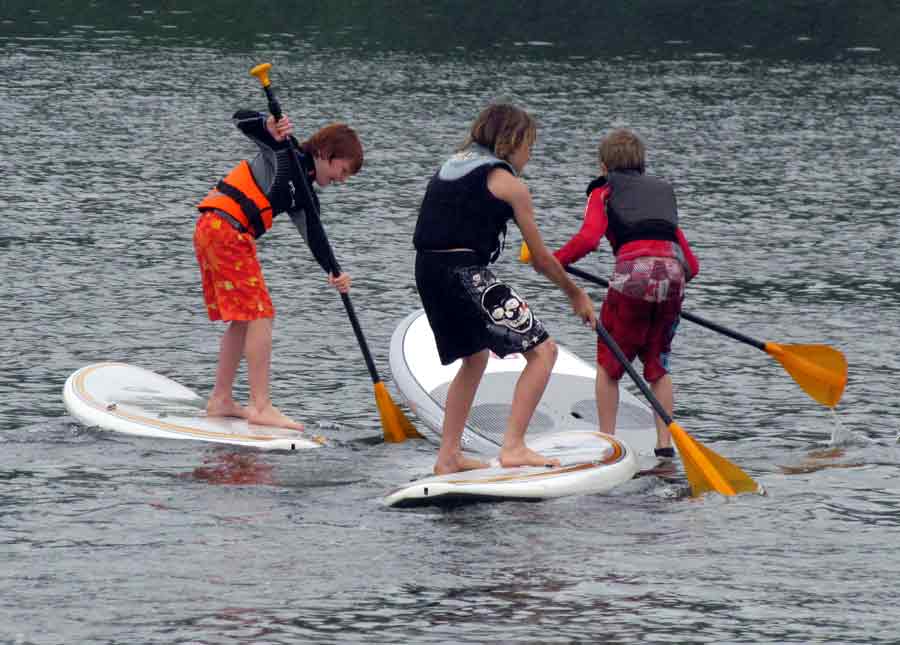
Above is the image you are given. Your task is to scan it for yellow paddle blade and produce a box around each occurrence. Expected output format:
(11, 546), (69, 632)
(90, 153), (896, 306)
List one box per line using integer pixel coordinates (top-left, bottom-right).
(519, 242), (532, 263)
(669, 422), (761, 497)
(691, 437), (763, 496)
(374, 382), (422, 442)
(764, 342), (848, 408)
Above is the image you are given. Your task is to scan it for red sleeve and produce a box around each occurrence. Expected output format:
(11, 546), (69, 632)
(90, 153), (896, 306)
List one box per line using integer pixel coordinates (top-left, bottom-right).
(553, 186), (610, 266)
(676, 227), (700, 280)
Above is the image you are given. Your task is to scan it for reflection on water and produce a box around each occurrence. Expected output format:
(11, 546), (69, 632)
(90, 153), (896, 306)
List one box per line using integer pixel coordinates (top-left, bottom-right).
(187, 452), (276, 486)
(2, 3), (900, 644)
(778, 447), (865, 475)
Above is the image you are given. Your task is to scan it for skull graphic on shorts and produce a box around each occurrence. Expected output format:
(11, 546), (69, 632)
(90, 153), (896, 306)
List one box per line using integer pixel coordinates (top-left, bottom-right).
(481, 283), (533, 333)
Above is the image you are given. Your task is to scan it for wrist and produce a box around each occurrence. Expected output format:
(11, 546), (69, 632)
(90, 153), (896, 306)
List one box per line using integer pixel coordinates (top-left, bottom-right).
(563, 283), (582, 300)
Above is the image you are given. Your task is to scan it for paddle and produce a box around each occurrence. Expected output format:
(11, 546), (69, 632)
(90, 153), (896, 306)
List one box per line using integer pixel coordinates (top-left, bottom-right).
(594, 322), (761, 497)
(563, 264), (848, 408)
(520, 243), (847, 408)
(250, 63), (421, 443)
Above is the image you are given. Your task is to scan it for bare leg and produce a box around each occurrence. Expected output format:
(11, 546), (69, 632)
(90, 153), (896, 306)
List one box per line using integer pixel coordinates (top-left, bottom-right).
(650, 373), (673, 449)
(595, 364), (619, 436)
(244, 317), (304, 431)
(434, 350), (490, 475)
(498, 340), (562, 468)
(207, 321), (249, 418)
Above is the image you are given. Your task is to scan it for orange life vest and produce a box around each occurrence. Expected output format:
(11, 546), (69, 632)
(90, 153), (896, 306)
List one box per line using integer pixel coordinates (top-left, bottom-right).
(197, 160), (274, 238)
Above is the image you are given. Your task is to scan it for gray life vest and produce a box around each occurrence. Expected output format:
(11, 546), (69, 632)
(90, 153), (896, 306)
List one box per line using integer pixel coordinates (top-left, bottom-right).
(605, 170), (678, 253)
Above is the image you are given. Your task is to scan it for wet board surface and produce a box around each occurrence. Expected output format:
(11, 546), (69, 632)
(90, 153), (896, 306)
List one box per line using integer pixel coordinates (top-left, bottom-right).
(384, 430), (638, 508)
(63, 362), (322, 450)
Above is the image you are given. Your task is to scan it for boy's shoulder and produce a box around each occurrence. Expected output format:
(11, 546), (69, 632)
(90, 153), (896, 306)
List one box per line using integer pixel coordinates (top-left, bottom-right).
(585, 175), (608, 196)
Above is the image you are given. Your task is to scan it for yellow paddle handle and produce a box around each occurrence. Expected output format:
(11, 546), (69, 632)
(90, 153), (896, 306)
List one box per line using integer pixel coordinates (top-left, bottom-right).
(250, 62), (273, 87)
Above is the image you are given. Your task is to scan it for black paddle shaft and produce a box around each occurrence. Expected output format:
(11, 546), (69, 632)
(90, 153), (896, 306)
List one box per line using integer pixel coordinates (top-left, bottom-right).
(261, 81), (381, 384)
(594, 323), (673, 426)
(565, 265), (766, 351)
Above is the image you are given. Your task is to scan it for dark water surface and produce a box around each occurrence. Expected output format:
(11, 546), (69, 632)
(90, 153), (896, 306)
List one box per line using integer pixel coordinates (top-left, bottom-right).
(2, 4), (899, 644)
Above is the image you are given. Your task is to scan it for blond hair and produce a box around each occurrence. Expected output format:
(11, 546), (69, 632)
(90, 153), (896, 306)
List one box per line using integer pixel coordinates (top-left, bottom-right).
(461, 103), (537, 162)
(599, 128), (646, 173)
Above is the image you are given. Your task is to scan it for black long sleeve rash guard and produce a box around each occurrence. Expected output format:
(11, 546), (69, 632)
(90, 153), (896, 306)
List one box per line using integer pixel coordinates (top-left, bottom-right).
(233, 110), (338, 275)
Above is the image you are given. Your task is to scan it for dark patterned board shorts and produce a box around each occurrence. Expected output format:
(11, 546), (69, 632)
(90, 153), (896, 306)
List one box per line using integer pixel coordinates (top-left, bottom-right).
(415, 251), (550, 365)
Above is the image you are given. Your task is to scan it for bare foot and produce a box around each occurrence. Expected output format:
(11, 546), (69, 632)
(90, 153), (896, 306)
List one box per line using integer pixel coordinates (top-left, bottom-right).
(245, 403), (304, 431)
(434, 453), (489, 475)
(206, 397), (248, 419)
(498, 445), (561, 469)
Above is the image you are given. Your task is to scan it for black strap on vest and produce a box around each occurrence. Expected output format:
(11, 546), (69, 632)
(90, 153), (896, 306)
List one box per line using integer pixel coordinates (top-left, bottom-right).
(215, 180), (266, 239)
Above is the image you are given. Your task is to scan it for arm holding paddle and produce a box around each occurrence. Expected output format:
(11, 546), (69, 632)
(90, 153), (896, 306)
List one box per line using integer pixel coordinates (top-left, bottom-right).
(265, 113), (294, 140)
(552, 176), (610, 267)
(263, 114), (352, 293)
(488, 169), (595, 327)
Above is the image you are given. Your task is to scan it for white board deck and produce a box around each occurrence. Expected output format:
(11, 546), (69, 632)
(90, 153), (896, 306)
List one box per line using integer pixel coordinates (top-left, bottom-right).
(388, 309), (660, 459)
(384, 431), (638, 507)
(63, 362), (322, 450)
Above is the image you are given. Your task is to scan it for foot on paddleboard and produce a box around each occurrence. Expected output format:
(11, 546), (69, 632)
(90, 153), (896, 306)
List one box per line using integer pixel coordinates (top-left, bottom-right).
(245, 404), (304, 431)
(433, 454), (489, 475)
(206, 397), (249, 419)
(498, 446), (561, 469)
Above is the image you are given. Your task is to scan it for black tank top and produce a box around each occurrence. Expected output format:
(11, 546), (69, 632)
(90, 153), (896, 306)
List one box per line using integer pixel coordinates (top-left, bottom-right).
(414, 148), (516, 265)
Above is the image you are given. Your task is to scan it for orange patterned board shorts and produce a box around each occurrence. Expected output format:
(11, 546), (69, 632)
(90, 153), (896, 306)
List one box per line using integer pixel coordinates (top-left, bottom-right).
(193, 211), (274, 321)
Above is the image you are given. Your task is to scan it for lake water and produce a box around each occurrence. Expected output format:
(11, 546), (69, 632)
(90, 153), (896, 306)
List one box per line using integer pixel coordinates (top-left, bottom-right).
(2, 4), (899, 644)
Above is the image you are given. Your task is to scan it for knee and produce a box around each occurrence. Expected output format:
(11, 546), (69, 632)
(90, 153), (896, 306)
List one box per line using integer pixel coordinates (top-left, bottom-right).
(533, 338), (558, 368)
(546, 339), (559, 363)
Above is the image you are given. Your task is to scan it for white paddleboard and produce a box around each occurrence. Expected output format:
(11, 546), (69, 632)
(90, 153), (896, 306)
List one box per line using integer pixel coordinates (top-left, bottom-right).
(63, 362), (323, 450)
(384, 430), (638, 507)
(389, 309), (659, 458)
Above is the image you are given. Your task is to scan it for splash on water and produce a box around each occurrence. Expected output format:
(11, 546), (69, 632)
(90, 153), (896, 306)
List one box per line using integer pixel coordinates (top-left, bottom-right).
(828, 408), (876, 446)
(778, 410), (877, 474)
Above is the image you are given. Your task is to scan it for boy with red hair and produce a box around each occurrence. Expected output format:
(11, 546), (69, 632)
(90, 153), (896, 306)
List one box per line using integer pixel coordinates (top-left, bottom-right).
(194, 109), (363, 430)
